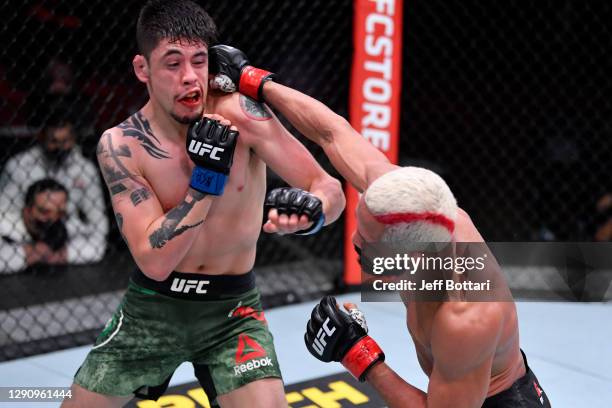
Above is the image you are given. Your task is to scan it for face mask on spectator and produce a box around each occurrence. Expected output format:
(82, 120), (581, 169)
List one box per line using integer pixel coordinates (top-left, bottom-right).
(41, 123), (76, 167)
(42, 146), (72, 166)
(31, 219), (68, 251)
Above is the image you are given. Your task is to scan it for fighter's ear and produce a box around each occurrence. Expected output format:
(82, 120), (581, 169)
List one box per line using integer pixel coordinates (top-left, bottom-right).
(133, 55), (149, 83)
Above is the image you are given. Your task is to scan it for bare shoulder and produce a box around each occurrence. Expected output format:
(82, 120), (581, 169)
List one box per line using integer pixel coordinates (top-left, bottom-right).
(97, 112), (172, 165)
(96, 127), (129, 161)
(114, 112), (171, 160)
(431, 302), (504, 371)
(95, 126), (142, 188)
(436, 302), (505, 338)
(454, 207), (485, 242)
(96, 125), (138, 162)
(96, 115), (161, 179)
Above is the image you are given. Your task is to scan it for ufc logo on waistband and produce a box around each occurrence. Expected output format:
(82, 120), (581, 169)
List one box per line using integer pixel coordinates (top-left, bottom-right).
(312, 317), (336, 356)
(188, 140), (224, 161)
(170, 278), (210, 294)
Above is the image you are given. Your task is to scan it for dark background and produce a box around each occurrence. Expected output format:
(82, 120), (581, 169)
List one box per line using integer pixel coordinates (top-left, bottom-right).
(0, 0), (610, 360)
(1, 1), (609, 242)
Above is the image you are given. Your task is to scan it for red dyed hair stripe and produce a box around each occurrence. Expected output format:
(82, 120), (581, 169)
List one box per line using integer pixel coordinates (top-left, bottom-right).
(374, 211), (455, 233)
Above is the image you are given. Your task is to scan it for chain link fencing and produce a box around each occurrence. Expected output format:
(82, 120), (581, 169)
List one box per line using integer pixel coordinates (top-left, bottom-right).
(0, 0), (611, 361)
(0, 0), (351, 361)
(401, 1), (612, 242)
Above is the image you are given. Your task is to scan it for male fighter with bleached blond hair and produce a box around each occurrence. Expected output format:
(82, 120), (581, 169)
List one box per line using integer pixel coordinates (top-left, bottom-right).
(209, 45), (551, 407)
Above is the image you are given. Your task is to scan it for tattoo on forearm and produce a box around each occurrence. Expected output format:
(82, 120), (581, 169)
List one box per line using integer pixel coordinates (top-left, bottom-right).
(189, 189), (207, 201)
(240, 94), (272, 121)
(118, 112), (171, 159)
(148, 192), (207, 249)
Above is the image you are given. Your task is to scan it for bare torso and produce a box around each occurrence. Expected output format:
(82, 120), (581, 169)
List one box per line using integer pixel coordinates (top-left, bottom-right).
(405, 300), (525, 397)
(119, 93), (268, 275)
(403, 210), (526, 397)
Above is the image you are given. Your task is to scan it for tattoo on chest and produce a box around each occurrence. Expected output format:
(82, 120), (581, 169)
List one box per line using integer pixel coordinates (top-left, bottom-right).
(148, 190), (207, 249)
(239, 94), (272, 121)
(118, 112), (171, 159)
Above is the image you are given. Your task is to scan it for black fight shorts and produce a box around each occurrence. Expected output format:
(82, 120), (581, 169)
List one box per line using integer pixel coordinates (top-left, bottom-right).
(482, 350), (551, 408)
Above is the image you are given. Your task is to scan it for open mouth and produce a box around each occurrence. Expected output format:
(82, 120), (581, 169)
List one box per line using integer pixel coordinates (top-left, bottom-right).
(178, 90), (202, 106)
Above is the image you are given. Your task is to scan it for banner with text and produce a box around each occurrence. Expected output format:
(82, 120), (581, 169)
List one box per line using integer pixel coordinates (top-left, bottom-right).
(345, 0), (403, 285)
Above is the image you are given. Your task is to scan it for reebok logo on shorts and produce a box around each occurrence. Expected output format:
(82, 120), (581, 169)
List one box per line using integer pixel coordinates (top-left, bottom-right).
(233, 333), (272, 376)
(235, 333), (266, 363)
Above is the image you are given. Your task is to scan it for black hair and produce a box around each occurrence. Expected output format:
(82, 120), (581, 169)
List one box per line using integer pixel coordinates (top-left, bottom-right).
(24, 178), (68, 208)
(137, 0), (218, 59)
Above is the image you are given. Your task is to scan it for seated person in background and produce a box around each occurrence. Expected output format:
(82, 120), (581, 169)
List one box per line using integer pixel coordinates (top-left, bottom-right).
(0, 108), (108, 264)
(1, 178), (69, 273)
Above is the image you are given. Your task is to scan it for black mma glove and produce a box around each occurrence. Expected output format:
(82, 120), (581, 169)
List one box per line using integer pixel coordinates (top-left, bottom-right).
(187, 118), (239, 195)
(209, 44), (275, 102)
(305, 296), (385, 382)
(264, 187), (325, 235)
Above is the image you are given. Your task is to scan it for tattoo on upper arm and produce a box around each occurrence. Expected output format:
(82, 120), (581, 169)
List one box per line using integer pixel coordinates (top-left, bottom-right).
(118, 112), (171, 159)
(116, 144), (131, 157)
(110, 184), (127, 195)
(97, 132), (152, 206)
(130, 188), (151, 206)
(115, 212), (123, 229)
(239, 94), (272, 121)
(148, 190), (207, 249)
(115, 212), (126, 242)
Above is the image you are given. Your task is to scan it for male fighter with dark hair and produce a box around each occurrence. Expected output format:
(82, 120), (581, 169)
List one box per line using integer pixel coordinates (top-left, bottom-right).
(62, 1), (344, 407)
(209, 45), (551, 408)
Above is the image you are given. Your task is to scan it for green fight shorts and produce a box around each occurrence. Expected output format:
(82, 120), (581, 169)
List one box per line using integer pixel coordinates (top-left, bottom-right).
(74, 270), (282, 405)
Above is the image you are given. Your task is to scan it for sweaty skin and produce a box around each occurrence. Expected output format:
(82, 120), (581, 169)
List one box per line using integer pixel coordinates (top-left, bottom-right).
(97, 41), (344, 281)
(260, 80), (526, 407)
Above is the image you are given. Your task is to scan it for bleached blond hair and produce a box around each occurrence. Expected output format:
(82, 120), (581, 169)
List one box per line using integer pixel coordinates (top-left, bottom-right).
(364, 167), (458, 246)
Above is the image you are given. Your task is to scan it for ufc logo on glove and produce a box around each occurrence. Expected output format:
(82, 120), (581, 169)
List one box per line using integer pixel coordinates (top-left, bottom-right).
(312, 317), (337, 356)
(188, 140), (225, 161)
(305, 296), (385, 382)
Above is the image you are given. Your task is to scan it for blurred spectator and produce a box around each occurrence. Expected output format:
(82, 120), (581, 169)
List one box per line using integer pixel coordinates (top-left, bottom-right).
(1, 178), (68, 273)
(27, 58), (93, 138)
(0, 111), (108, 267)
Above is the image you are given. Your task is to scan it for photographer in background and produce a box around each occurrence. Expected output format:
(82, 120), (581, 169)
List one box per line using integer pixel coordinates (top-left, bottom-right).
(1, 178), (69, 273)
